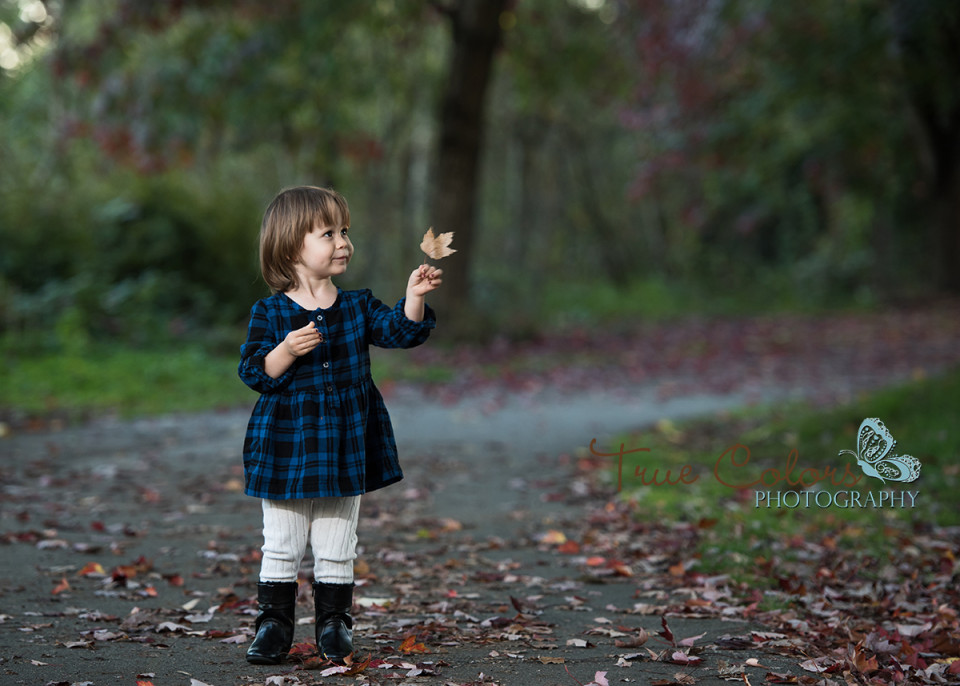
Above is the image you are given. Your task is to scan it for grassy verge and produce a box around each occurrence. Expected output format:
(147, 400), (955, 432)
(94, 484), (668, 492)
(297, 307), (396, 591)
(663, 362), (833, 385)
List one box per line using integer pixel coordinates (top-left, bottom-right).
(0, 346), (249, 421)
(0, 344), (455, 424)
(608, 368), (960, 586)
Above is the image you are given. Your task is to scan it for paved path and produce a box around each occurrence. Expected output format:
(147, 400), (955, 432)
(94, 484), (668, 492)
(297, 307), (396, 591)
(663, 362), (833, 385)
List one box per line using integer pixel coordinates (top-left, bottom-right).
(0, 383), (815, 686)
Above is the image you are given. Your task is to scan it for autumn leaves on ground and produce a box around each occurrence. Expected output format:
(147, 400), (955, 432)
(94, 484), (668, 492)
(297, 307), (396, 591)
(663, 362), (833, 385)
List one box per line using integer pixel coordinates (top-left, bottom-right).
(2, 303), (960, 685)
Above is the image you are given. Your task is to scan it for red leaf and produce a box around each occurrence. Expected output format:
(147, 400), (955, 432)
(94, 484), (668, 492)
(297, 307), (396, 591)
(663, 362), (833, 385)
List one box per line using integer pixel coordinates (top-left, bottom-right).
(659, 615), (674, 644)
(288, 641), (320, 658)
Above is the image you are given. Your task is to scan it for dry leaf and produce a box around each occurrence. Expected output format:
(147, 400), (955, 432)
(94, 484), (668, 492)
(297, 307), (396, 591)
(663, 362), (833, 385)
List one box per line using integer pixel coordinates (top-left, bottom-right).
(398, 634), (429, 653)
(420, 228), (456, 260)
(77, 561), (105, 577)
(540, 530), (567, 544)
(590, 671), (610, 686)
(538, 656), (565, 664)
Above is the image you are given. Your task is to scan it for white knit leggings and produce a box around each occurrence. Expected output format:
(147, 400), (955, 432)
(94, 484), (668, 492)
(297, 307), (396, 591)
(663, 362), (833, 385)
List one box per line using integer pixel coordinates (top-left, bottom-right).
(259, 496), (360, 584)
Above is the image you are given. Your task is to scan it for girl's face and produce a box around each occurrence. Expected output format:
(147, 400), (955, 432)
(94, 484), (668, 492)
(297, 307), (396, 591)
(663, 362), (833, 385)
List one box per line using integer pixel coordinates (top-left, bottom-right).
(297, 222), (354, 279)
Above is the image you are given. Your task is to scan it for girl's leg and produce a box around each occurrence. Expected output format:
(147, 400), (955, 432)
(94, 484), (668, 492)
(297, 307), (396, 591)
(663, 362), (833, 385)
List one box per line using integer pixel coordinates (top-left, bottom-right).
(260, 498), (312, 582)
(309, 495), (361, 583)
(248, 498), (310, 665)
(309, 495), (361, 663)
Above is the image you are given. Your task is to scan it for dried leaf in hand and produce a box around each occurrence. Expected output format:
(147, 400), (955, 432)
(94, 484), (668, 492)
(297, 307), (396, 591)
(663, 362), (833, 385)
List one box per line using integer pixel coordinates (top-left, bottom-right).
(420, 227), (456, 260)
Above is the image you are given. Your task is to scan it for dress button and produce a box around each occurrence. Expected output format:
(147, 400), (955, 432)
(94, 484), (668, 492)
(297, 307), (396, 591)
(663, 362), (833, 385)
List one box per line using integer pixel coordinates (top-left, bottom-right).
(316, 315), (323, 322)
(322, 362), (329, 368)
(326, 385), (334, 392)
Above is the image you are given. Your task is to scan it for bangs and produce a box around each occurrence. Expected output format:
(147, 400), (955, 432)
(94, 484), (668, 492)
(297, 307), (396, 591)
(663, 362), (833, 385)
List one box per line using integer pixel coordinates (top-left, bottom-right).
(314, 191), (351, 230)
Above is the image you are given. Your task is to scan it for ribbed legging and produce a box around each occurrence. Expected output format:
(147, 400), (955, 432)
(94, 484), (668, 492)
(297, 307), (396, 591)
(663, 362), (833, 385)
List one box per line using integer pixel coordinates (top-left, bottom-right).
(258, 496), (360, 584)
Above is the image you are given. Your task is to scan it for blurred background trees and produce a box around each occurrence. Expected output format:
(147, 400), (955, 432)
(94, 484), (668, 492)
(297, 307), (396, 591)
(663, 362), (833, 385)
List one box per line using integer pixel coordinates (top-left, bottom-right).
(1, 0), (958, 350)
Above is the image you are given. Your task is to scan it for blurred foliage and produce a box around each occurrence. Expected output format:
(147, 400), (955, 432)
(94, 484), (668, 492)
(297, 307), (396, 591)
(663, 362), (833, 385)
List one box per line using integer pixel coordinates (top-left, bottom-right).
(1, 0), (958, 354)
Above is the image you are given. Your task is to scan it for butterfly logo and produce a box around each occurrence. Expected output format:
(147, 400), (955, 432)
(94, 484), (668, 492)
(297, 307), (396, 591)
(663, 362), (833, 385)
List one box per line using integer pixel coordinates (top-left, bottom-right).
(838, 418), (921, 484)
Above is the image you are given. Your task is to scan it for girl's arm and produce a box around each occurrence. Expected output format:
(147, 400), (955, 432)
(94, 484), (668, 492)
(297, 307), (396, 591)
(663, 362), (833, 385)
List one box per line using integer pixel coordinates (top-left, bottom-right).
(264, 321), (323, 378)
(239, 301), (320, 392)
(404, 265), (442, 322)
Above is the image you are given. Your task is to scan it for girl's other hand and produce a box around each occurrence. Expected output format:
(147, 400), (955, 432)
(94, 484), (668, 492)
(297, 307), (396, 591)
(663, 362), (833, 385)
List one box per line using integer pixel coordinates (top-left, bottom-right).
(284, 321), (323, 357)
(407, 265), (443, 297)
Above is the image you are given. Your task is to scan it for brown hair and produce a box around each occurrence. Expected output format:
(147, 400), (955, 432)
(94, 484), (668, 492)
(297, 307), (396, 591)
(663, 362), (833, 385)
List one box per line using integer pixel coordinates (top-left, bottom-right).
(259, 186), (351, 292)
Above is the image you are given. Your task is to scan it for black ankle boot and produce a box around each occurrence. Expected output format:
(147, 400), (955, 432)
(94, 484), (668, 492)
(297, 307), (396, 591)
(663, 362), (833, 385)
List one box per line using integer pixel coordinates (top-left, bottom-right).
(313, 581), (354, 662)
(246, 581), (298, 665)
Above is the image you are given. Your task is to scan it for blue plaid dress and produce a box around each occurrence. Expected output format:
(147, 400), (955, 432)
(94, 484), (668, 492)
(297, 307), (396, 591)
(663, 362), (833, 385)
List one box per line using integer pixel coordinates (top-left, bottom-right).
(239, 288), (436, 499)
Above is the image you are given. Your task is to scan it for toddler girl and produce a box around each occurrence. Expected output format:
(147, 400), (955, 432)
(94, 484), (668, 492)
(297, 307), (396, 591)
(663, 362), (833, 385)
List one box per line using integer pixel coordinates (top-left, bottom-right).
(238, 186), (441, 664)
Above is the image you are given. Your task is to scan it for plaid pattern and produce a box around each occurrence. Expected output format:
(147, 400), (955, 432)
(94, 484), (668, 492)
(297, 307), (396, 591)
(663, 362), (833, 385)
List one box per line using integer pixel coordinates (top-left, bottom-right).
(239, 289), (436, 499)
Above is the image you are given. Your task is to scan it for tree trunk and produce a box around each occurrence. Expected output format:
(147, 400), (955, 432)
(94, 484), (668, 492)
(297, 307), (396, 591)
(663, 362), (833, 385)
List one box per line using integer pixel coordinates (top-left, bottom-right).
(893, 0), (960, 293)
(428, 0), (507, 337)
(934, 155), (960, 292)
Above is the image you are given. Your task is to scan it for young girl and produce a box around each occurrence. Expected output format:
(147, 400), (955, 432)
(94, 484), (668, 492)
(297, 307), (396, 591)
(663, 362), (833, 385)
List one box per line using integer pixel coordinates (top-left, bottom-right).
(238, 186), (441, 665)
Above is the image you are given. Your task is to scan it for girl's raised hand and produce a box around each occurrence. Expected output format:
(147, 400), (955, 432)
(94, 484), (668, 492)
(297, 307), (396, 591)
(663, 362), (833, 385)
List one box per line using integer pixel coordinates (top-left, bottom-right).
(284, 321), (323, 357)
(407, 265), (443, 297)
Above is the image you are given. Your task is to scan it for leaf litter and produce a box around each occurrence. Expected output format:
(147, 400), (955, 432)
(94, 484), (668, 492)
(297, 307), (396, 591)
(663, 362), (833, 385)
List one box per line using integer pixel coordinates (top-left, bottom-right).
(2, 303), (960, 684)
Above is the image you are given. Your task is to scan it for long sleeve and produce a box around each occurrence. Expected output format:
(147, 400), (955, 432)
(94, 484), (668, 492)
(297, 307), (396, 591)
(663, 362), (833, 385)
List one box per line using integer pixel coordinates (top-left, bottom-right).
(363, 290), (436, 349)
(238, 299), (298, 394)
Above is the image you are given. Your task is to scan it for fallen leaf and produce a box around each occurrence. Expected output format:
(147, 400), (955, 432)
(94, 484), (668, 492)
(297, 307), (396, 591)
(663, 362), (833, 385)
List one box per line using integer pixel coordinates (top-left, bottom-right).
(288, 641), (319, 658)
(164, 573), (184, 587)
(669, 651), (702, 665)
(539, 656), (565, 664)
(320, 665), (350, 676)
(92, 630), (124, 641)
(659, 615), (674, 644)
(77, 561), (105, 577)
(799, 657), (840, 673)
(614, 627), (651, 648)
(156, 621), (190, 633)
(420, 227), (456, 260)
(51, 577), (70, 595)
(589, 671), (610, 686)
(679, 631), (706, 647)
(540, 530), (567, 544)
(398, 634), (429, 654)
(355, 596), (393, 608)
(63, 640), (93, 649)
